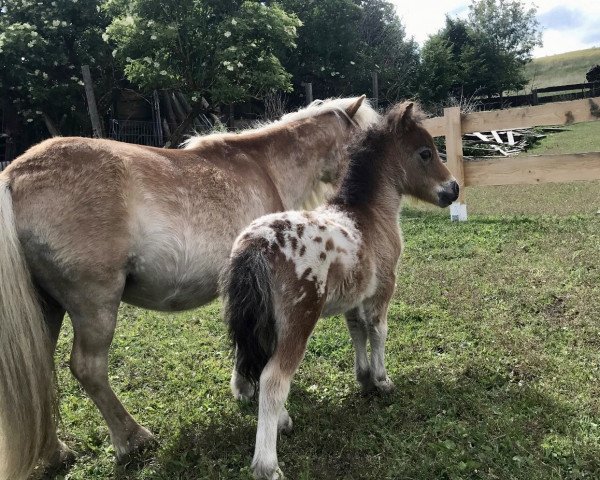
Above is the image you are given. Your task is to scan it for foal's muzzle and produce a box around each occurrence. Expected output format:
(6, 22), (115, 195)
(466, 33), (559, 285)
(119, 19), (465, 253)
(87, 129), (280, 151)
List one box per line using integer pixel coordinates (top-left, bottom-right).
(437, 180), (459, 207)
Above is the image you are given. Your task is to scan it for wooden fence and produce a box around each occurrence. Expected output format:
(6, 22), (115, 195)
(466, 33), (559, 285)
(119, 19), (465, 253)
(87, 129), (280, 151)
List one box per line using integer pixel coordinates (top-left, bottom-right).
(479, 82), (599, 110)
(422, 96), (600, 220)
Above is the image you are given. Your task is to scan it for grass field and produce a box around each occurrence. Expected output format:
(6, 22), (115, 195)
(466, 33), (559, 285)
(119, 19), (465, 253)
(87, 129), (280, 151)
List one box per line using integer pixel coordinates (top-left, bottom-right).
(520, 47), (600, 92)
(50, 123), (600, 479)
(53, 206), (600, 480)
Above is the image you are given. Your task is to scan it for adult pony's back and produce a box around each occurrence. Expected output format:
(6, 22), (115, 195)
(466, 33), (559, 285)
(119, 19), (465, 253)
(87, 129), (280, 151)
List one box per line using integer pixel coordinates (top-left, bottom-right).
(0, 96), (378, 478)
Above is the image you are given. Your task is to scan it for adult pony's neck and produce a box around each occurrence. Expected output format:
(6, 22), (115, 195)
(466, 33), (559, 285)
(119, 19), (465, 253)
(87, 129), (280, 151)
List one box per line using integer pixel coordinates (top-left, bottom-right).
(182, 98), (379, 210)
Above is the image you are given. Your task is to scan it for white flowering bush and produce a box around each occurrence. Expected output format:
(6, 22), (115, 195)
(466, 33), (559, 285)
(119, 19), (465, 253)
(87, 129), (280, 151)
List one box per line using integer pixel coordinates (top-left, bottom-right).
(0, 0), (113, 132)
(104, 0), (301, 104)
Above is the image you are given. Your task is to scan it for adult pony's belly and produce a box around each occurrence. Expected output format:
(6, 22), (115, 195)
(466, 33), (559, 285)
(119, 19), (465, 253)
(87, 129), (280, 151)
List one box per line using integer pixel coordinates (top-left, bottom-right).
(121, 215), (234, 311)
(121, 257), (222, 312)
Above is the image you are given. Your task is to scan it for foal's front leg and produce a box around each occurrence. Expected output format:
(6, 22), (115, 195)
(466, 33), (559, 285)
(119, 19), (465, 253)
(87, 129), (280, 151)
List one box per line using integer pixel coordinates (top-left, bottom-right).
(367, 302), (394, 394)
(344, 308), (375, 394)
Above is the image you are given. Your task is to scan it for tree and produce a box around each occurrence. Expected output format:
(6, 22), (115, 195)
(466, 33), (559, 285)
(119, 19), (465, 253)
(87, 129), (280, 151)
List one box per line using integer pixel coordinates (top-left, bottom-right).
(278, 0), (364, 98)
(104, 0), (300, 106)
(417, 34), (458, 105)
(467, 0), (542, 96)
(0, 0), (114, 137)
(356, 0), (420, 102)
(418, 0), (542, 105)
(278, 0), (419, 103)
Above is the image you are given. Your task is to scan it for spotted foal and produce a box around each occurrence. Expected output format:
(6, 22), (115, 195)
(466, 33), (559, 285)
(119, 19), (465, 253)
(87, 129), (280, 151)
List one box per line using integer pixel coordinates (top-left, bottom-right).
(222, 101), (459, 479)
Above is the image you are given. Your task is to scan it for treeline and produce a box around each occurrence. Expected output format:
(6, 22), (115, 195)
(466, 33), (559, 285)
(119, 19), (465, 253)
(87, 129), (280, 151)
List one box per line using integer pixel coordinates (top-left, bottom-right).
(0, 0), (540, 147)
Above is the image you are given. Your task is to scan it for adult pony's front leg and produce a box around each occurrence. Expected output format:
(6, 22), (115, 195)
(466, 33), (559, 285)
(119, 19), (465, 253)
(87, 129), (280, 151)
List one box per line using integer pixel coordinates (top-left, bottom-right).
(69, 297), (155, 463)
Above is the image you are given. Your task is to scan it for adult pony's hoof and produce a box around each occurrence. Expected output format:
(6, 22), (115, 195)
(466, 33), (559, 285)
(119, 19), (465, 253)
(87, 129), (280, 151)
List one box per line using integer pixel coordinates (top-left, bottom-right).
(41, 440), (77, 478)
(116, 427), (158, 466)
(253, 464), (285, 479)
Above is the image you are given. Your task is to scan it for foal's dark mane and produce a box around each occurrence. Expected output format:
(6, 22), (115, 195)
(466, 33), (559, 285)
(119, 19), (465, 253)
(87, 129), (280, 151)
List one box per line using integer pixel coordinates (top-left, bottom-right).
(329, 101), (425, 208)
(328, 125), (388, 207)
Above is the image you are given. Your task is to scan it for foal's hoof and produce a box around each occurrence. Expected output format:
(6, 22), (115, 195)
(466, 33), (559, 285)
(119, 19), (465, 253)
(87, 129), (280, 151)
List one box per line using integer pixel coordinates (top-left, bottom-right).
(253, 465), (285, 479)
(41, 440), (77, 478)
(232, 382), (256, 403)
(374, 377), (395, 395)
(116, 428), (158, 466)
(277, 411), (294, 435)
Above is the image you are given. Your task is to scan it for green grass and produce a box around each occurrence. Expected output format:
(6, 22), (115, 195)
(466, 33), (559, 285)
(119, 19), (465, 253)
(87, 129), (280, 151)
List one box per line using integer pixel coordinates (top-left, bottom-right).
(52, 185), (600, 479)
(527, 122), (600, 156)
(520, 47), (600, 93)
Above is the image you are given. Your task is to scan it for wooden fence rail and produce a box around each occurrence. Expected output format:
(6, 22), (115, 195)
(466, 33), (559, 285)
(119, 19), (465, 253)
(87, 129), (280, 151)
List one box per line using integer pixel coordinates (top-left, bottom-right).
(422, 96), (600, 220)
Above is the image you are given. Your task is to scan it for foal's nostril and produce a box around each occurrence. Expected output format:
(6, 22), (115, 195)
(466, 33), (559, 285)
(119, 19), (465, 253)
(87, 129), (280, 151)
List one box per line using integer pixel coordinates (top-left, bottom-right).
(452, 181), (459, 197)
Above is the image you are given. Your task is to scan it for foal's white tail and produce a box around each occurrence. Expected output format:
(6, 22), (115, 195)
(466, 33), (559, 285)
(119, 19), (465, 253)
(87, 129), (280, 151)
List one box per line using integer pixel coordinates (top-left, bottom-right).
(0, 178), (56, 480)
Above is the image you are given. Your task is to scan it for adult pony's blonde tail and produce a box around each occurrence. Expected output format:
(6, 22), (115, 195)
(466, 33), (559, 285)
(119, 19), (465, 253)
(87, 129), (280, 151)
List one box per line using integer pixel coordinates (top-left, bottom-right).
(0, 178), (57, 480)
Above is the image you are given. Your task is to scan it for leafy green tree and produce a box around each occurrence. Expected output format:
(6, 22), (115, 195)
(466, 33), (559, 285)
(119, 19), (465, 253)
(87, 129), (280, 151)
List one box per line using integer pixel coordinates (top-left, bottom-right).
(356, 0), (420, 102)
(466, 0), (541, 96)
(417, 34), (458, 105)
(418, 0), (542, 105)
(104, 0), (300, 105)
(0, 0), (113, 137)
(278, 0), (363, 98)
(278, 0), (419, 103)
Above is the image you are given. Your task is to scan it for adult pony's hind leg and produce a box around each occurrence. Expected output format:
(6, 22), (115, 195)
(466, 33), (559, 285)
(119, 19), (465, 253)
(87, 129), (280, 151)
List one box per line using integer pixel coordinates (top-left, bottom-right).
(68, 285), (155, 463)
(39, 295), (79, 474)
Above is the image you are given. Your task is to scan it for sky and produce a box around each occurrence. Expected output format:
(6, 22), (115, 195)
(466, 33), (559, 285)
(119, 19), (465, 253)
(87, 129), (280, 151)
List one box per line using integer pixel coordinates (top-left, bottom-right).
(390, 0), (600, 58)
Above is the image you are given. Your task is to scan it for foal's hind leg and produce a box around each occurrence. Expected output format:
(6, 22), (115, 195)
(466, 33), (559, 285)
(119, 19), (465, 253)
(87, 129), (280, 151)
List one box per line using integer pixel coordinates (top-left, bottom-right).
(68, 286), (155, 462)
(252, 311), (319, 479)
(232, 351), (293, 434)
(231, 349), (256, 401)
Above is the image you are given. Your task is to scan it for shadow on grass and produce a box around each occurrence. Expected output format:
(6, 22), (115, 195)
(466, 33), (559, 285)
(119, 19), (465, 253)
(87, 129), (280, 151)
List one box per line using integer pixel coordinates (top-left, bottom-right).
(121, 364), (598, 480)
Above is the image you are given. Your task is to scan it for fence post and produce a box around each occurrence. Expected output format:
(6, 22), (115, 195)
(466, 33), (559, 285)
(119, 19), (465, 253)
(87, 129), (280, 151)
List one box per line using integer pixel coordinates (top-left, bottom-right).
(81, 65), (104, 138)
(371, 71), (379, 110)
(444, 106), (467, 221)
(302, 82), (313, 105)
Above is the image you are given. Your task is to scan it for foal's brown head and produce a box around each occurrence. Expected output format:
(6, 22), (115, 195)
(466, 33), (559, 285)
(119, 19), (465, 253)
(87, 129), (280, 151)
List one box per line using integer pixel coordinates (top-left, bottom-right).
(386, 102), (459, 207)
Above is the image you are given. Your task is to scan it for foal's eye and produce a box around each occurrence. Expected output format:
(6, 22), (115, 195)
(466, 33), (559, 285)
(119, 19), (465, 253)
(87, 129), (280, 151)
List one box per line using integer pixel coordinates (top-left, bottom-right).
(419, 148), (432, 162)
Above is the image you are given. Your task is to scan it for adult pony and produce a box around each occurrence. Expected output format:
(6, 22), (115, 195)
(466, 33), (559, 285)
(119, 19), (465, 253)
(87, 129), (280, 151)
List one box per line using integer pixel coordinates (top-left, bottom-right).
(223, 102), (459, 479)
(0, 96), (378, 479)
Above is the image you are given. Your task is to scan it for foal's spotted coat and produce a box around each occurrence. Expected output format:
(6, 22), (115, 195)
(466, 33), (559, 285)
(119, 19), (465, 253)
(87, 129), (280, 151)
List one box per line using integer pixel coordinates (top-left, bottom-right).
(223, 102), (459, 479)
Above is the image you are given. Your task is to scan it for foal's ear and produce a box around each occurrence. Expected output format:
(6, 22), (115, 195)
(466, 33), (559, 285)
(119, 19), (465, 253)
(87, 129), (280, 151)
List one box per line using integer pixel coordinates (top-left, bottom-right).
(389, 101), (416, 132)
(345, 95), (366, 119)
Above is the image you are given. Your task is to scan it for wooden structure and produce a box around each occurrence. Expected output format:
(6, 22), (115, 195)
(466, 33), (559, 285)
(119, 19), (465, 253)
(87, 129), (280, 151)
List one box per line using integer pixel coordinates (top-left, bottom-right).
(422, 96), (600, 220)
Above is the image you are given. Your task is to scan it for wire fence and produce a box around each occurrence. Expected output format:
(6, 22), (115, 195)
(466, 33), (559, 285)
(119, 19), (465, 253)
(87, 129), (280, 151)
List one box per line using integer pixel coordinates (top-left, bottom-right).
(107, 119), (163, 147)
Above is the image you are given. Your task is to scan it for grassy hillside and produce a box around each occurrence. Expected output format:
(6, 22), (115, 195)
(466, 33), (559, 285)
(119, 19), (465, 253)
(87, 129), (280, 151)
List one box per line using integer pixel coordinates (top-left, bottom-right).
(519, 47), (600, 92)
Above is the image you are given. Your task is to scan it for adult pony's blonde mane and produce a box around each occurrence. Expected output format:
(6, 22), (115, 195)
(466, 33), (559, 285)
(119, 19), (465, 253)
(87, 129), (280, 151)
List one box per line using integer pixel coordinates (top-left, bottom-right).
(181, 97), (380, 150)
